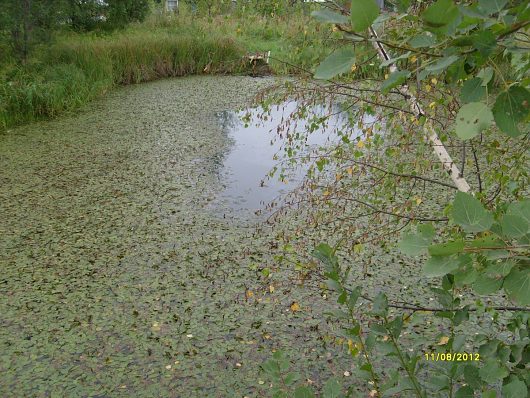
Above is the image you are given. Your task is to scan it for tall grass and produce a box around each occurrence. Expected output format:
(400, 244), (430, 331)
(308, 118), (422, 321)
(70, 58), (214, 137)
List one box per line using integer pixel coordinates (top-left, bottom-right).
(0, 7), (368, 130)
(0, 28), (247, 130)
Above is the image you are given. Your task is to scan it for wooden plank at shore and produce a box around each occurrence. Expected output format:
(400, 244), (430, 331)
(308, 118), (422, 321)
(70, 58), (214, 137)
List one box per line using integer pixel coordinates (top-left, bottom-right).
(246, 51), (271, 64)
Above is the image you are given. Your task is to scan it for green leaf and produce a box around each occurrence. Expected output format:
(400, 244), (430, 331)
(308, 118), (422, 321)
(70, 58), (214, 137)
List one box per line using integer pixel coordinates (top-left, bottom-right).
(311, 9), (349, 24)
(382, 378), (414, 396)
(314, 47), (356, 80)
(461, 78), (486, 104)
(428, 241), (464, 256)
(454, 265), (478, 286)
(380, 52), (411, 68)
(349, 286), (362, 307)
(478, 359), (509, 384)
(381, 70), (410, 93)
(493, 86), (530, 137)
(473, 274), (503, 295)
(424, 255), (459, 277)
(294, 386), (316, 398)
(395, 0), (412, 13)
(478, 0), (508, 14)
(468, 235), (505, 249)
(477, 67), (494, 86)
(502, 378), (527, 398)
(500, 215), (528, 238)
(504, 268), (530, 305)
(323, 377), (342, 398)
(284, 372), (300, 386)
(485, 260), (515, 278)
(452, 192), (493, 232)
(471, 30), (496, 56)
(481, 391), (497, 398)
(372, 292), (388, 316)
(507, 199), (530, 227)
(422, 0), (459, 28)
(350, 0), (379, 32)
(398, 227), (435, 256)
(455, 386), (474, 398)
(464, 365), (482, 389)
(425, 55), (459, 74)
(455, 102), (494, 140)
(409, 33), (436, 48)
(312, 243), (338, 269)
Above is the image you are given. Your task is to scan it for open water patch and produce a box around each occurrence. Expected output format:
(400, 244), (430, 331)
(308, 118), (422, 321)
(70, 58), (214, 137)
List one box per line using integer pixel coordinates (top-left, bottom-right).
(214, 101), (360, 212)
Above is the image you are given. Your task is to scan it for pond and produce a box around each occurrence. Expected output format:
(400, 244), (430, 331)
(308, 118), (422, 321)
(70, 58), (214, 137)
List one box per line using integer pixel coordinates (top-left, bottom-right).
(0, 76), (350, 397)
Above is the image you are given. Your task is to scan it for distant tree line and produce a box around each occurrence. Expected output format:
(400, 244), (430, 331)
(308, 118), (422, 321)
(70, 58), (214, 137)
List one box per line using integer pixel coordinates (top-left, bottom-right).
(0, 0), (151, 63)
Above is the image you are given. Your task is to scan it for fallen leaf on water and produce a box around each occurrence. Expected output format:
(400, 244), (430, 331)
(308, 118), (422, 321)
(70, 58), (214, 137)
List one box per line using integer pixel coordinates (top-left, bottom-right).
(437, 336), (449, 345)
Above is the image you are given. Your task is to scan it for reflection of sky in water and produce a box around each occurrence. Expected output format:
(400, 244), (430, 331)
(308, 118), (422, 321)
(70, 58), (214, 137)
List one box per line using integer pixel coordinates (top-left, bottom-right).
(215, 101), (361, 211)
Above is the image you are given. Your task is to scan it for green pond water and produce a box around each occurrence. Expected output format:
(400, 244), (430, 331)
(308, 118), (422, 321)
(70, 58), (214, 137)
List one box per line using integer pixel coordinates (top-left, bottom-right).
(0, 76), (511, 397)
(0, 76), (350, 397)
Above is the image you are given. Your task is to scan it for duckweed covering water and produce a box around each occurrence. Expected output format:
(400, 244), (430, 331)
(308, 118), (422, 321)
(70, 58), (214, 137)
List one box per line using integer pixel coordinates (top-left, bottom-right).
(1, 76), (363, 397)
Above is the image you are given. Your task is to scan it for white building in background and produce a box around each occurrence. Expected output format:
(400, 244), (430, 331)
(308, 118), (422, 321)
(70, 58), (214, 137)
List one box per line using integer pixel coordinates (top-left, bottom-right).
(166, 0), (179, 12)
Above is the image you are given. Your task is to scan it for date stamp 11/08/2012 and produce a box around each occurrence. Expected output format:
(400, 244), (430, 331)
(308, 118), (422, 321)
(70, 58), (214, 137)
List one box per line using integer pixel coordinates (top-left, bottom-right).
(424, 352), (480, 362)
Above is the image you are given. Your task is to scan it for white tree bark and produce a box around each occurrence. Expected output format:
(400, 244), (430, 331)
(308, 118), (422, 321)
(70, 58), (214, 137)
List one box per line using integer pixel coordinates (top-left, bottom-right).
(369, 27), (471, 193)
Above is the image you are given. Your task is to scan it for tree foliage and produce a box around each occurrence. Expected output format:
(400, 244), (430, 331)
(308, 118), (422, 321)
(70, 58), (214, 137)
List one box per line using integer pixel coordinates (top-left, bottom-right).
(262, 0), (529, 396)
(0, 0), (151, 61)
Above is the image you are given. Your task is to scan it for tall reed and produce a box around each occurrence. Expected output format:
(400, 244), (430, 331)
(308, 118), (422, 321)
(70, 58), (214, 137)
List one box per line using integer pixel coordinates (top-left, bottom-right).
(0, 30), (247, 130)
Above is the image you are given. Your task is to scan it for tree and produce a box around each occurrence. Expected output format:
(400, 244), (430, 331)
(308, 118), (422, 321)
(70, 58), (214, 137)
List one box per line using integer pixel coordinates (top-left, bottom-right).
(1, 0), (68, 62)
(262, 0), (529, 396)
(68, 0), (150, 31)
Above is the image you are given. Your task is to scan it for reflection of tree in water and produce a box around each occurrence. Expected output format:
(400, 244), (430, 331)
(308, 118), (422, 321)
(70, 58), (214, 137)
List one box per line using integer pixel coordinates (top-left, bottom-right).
(212, 101), (360, 213)
(216, 109), (241, 132)
(209, 110), (244, 183)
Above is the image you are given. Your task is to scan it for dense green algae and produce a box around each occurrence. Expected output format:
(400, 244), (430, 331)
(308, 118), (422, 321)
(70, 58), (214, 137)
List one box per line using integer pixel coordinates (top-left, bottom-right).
(1, 76), (514, 397)
(0, 76), (351, 397)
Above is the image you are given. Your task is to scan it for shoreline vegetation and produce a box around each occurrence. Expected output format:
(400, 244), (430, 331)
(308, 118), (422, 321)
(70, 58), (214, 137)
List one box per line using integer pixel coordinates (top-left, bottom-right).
(0, 6), (332, 131)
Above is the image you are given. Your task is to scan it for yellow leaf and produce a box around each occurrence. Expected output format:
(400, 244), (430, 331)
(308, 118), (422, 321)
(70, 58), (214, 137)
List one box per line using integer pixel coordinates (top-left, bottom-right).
(351, 64), (357, 72)
(335, 173), (342, 181)
(437, 336), (450, 345)
(429, 101), (436, 109)
(415, 197), (422, 205)
(425, 84), (432, 92)
(323, 190), (330, 196)
(346, 167), (353, 176)
(357, 140), (365, 148)
(245, 290), (254, 299)
(269, 285), (275, 294)
(290, 302), (301, 312)
(410, 55), (417, 63)
(431, 78), (438, 85)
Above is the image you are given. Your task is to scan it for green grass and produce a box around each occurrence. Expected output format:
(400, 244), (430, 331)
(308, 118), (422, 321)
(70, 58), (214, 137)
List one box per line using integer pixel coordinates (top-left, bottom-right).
(0, 28), (249, 129)
(0, 8), (378, 131)
(0, 10), (326, 130)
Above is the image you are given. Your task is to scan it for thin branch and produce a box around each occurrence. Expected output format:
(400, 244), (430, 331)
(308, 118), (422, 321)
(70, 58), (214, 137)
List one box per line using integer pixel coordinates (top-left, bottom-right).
(471, 143), (483, 193)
